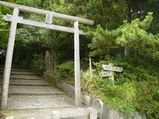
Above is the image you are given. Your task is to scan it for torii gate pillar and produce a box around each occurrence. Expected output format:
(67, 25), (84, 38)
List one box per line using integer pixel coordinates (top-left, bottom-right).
(1, 8), (19, 109)
(74, 21), (81, 106)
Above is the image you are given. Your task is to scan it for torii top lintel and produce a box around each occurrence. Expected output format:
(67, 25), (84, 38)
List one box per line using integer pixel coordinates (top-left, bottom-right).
(0, 1), (94, 25)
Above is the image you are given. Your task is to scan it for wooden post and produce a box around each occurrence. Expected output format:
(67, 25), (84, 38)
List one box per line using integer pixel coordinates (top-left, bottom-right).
(74, 21), (81, 106)
(45, 12), (53, 24)
(45, 13), (53, 73)
(44, 50), (51, 73)
(4, 14), (85, 35)
(1, 8), (19, 109)
(109, 63), (115, 83)
(52, 111), (61, 119)
(89, 57), (93, 78)
(88, 107), (98, 119)
(6, 117), (14, 119)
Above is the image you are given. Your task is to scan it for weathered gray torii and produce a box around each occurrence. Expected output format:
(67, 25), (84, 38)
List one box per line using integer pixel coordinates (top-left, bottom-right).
(0, 1), (94, 109)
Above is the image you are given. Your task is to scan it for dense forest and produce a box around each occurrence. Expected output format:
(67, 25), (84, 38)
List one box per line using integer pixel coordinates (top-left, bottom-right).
(0, 0), (159, 119)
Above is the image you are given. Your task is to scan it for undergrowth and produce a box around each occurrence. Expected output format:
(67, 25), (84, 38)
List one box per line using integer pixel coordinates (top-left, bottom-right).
(81, 60), (159, 119)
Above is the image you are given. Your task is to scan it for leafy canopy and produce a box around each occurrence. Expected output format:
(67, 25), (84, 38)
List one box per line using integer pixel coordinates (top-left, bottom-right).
(87, 12), (159, 62)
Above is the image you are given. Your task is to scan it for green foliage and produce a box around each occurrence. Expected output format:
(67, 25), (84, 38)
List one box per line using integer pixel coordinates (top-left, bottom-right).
(7, 0), (42, 7)
(1, 1), (159, 118)
(57, 61), (74, 79)
(115, 12), (153, 46)
(14, 0), (78, 64)
(85, 0), (128, 29)
(88, 25), (117, 57)
(81, 70), (136, 114)
(135, 81), (159, 119)
(126, 0), (159, 34)
(87, 12), (159, 63)
(0, 5), (10, 52)
(3, 0), (131, 65)
(81, 59), (159, 118)
(32, 54), (45, 74)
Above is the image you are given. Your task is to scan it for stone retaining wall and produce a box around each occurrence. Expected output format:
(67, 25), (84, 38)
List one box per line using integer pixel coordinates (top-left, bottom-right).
(44, 73), (147, 119)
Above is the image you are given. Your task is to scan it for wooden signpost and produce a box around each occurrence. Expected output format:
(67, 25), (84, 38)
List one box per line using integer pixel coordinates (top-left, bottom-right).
(102, 64), (123, 72)
(100, 63), (123, 82)
(100, 72), (111, 77)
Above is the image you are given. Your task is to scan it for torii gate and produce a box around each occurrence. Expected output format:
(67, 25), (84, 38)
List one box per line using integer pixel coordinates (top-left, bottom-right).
(0, 1), (94, 109)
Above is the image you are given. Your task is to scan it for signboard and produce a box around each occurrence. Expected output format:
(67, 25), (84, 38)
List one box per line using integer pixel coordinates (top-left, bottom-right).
(102, 65), (113, 71)
(102, 65), (123, 72)
(114, 66), (123, 72)
(100, 63), (123, 82)
(100, 72), (111, 77)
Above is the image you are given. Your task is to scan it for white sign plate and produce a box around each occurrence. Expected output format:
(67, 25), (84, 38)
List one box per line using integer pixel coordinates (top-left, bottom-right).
(100, 72), (111, 77)
(114, 66), (123, 72)
(102, 65), (113, 71)
(102, 64), (123, 72)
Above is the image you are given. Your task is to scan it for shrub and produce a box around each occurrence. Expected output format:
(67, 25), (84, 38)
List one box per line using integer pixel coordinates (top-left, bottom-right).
(81, 60), (159, 118)
(57, 61), (74, 79)
(32, 54), (44, 74)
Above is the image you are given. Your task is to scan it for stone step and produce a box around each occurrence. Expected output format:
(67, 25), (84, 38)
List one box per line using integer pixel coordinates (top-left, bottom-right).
(0, 85), (64, 95)
(0, 68), (31, 72)
(7, 95), (75, 109)
(10, 75), (41, 80)
(0, 71), (36, 75)
(0, 68), (80, 119)
(0, 79), (51, 86)
(2, 107), (90, 119)
(0, 75), (41, 80)
(52, 107), (98, 119)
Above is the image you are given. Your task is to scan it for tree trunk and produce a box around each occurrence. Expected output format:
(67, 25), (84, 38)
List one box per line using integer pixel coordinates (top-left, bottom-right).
(50, 50), (57, 73)
(124, 46), (129, 58)
(53, 52), (57, 73)
(44, 50), (51, 73)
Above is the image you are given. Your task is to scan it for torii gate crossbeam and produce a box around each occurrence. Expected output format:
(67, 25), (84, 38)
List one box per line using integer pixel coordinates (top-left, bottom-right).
(0, 1), (94, 109)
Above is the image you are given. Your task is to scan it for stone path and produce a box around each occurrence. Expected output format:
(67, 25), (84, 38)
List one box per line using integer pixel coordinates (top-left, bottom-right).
(0, 68), (79, 119)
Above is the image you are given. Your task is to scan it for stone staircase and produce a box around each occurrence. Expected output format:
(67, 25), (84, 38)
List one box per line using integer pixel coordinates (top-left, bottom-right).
(0, 68), (97, 119)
